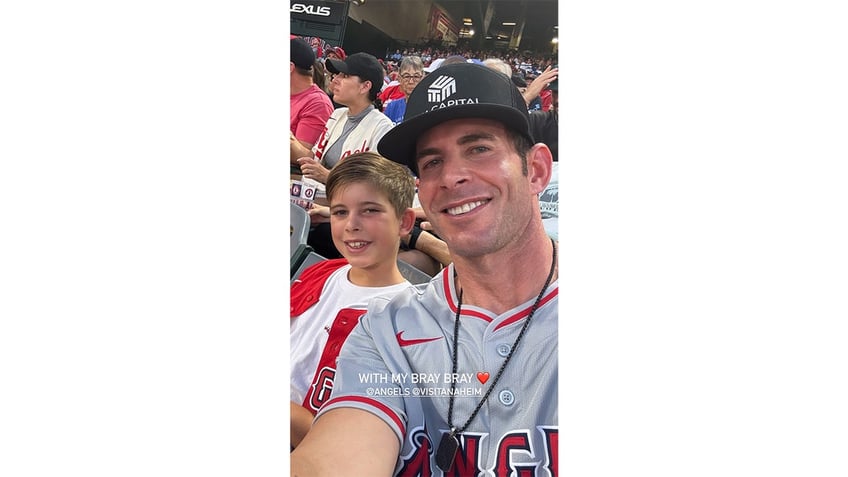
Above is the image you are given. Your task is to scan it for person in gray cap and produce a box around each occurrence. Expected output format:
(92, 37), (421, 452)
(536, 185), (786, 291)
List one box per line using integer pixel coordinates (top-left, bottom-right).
(292, 63), (558, 476)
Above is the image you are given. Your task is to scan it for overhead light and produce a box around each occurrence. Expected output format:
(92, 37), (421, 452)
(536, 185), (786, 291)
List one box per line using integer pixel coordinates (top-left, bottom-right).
(351, 0), (365, 5)
(468, 29), (474, 36)
(554, 25), (558, 29)
(464, 21), (473, 26)
(551, 37), (558, 44)
(463, 17), (472, 23)
(502, 22), (516, 26)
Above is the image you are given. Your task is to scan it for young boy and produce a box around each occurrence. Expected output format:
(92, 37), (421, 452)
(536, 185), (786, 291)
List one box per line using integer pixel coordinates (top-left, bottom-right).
(289, 151), (416, 448)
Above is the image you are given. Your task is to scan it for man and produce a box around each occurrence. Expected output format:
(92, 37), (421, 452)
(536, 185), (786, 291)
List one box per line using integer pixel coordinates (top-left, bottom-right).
(291, 63), (558, 476)
(290, 37), (333, 161)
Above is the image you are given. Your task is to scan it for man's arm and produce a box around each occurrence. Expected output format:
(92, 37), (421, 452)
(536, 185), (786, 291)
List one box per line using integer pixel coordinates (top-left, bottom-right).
(523, 66), (558, 107)
(290, 132), (315, 164)
(291, 408), (399, 477)
(412, 229), (452, 267)
(290, 401), (314, 449)
(404, 227), (452, 267)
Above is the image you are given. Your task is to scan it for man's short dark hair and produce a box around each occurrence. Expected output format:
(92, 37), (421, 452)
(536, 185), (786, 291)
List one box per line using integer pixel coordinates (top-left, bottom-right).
(507, 127), (532, 175)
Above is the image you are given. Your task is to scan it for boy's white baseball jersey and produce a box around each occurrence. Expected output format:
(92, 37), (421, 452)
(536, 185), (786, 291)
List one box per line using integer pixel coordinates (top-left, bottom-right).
(318, 262), (559, 476)
(291, 259), (412, 413)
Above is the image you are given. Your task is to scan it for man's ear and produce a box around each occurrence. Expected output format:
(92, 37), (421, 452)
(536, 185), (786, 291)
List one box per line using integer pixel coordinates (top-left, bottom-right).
(399, 208), (416, 237)
(526, 143), (554, 195)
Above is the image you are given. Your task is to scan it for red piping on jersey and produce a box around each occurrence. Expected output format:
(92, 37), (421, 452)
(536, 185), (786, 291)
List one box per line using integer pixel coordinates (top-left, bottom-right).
(442, 267), (492, 323)
(493, 288), (558, 331)
(441, 266), (559, 331)
(321, 395), (405, 437)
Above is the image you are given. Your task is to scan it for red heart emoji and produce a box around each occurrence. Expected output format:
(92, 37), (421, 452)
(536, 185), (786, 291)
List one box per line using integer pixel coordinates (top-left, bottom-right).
(476, 372), (490, 384)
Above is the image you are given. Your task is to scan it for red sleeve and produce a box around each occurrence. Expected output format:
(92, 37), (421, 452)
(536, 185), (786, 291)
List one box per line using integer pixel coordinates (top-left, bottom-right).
(541, 89), (553, 111)
(378, 84), (403, 103)
(290, 258), (348, 317)
(293, 97), (333, 145)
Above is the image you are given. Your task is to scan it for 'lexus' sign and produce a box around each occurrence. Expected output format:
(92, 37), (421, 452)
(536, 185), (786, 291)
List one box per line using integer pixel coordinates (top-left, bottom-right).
(290, 0), (345, 25)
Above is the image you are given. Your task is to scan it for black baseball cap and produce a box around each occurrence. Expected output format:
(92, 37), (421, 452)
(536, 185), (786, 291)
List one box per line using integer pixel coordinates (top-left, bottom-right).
(378, 63), (531, 175)
(325, 52), (383, 98)
(290, 38), (315, 70)
(511, 73), (527, 88)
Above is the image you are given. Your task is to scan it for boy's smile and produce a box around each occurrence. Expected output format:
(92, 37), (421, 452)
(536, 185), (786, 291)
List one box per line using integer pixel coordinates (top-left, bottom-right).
(329, 182), (410, 286)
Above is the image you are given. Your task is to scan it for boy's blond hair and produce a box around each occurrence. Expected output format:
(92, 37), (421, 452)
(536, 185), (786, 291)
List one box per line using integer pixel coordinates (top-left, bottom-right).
(326, 152), (415, 218)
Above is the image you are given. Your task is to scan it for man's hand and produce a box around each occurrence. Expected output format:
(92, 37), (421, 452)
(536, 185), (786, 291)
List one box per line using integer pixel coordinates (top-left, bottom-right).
(298, 157), (331, 184)
(308, 205), (331, 225)
(523, 66), (558, 106)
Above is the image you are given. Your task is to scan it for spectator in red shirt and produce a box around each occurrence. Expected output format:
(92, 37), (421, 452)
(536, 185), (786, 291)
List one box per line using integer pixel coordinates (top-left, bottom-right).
(290, 38), (334, 162)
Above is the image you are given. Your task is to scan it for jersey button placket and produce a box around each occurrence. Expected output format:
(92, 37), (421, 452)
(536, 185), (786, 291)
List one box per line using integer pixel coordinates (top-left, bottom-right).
(498, 389), (515, 406)
(496, 343), (511, 357)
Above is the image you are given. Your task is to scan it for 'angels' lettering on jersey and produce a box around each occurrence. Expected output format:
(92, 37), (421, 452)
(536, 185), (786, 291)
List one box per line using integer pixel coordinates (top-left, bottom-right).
(397, 426), (558, 477)
(397, 427), (434, 476)
(301, 308), (365, 413)
(307, 367), (335, 411)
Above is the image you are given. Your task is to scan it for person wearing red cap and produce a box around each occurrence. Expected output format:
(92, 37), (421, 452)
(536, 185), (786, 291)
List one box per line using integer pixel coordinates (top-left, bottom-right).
(326, 46), (346, 61)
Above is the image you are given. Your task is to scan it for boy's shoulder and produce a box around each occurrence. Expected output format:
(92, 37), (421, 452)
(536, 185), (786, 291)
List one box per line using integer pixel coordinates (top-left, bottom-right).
(291, 258), (349, 316)
(295, 258), (348, 285)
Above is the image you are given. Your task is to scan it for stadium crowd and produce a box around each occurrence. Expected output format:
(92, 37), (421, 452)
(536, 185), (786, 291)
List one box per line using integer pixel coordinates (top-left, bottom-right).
(289, 34), (560, 476)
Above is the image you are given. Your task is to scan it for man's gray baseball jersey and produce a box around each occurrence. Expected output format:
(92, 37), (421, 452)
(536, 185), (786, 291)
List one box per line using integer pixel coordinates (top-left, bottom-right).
(317, 262), (559, 476)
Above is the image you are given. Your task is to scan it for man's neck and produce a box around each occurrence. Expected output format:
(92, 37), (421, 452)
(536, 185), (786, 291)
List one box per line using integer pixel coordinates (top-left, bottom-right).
(290, 75), (313, 96)
(452, 229), (556, 315)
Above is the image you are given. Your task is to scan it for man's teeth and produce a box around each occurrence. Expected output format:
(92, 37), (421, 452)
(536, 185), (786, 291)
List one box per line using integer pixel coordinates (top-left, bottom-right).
(348, 241), (367, 249)
(446, 200), (486, 216)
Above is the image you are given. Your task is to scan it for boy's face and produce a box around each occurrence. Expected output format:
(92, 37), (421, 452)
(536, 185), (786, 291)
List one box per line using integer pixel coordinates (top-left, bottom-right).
(329, 182), (404, 272)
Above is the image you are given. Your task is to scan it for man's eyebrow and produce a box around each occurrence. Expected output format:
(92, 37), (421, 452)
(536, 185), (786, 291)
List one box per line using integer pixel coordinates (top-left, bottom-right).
(416, 132), (498, 160)
(416, 147), (439, 160)
(456, 132), (497, 145)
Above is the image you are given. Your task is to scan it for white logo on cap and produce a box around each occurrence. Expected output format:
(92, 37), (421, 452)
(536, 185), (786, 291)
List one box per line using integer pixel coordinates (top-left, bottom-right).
(427, 75), (457, 103)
